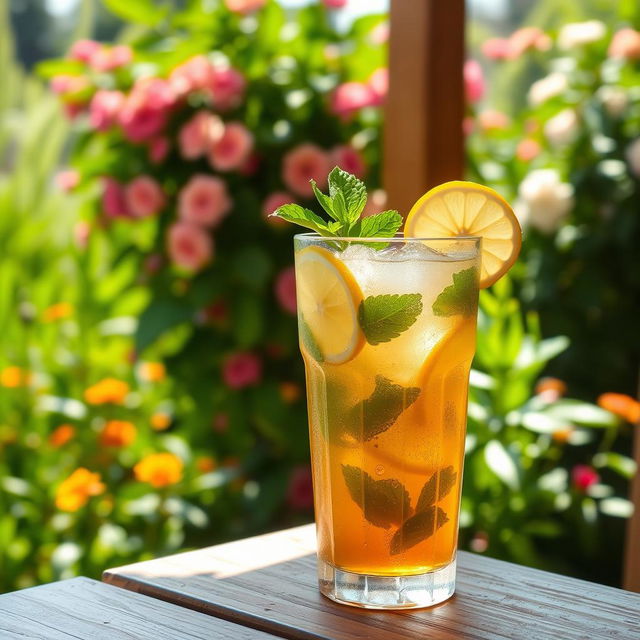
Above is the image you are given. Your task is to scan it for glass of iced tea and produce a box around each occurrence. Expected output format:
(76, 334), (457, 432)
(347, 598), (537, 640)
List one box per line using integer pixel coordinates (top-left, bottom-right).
(294, 233), (481, 609)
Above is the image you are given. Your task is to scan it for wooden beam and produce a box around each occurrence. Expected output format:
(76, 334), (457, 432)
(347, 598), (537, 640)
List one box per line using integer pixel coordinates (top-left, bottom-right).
(624, 424), (640, 592)
(383, 0), (466, 215)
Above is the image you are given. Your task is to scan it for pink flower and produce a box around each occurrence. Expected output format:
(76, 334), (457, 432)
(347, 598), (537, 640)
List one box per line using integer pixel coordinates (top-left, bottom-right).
(508, 27), (551, 59)
(125, 176), (165, 218)
(275, 267), (297, 314)
(263, 192), (294, 225)
(464, 60), (485, 103)
(368, 68), (388, 105)
(170, 55), (214, 97)
(481, 38), (511, 60)
(330, 82), (377, 118)
(516, 139), (541, 162)
(361, 189), (387, 217)
(287, 466), (314, 510)
(209, 66), (246, 111)
(224, 0), (266, 13)
(282, 144), (331, 198)
(209, 122), (253, 171)
(119, 78), (175, 142)
(331, 145), (366, 178)
(222, 352), (262, 389)
(69, 39), (101, 63)
(50, 74), (88, 95)
(179, 111), (223, 160)
(55, 169), (80, 192)
(149, 137), (170, 164)
(167, 222), (213, 272)
(608, 28), (640, 60)
(89, 45), (133, 72)
(571, 465), (600, 492)
(178, 175), (231, 228)
(89, 90), (125, 131)
(463, 116), (475, 137)
(478, 110), (510, 131)
(323, 0), (347, 8)
(370, 21), (389, 46)
(101, 177), (129, 219)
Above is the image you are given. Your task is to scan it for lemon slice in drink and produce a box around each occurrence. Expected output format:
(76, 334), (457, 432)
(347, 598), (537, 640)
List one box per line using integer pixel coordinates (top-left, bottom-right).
(296, 246), (365, 364)
(404, 181), (521, 288)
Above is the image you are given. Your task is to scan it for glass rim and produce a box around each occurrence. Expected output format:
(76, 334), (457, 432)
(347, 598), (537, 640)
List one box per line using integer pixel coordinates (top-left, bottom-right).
(294, 232), (482, 243)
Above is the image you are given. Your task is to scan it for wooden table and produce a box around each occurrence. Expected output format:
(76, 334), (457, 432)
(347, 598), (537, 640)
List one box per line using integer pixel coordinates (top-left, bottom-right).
(104, 524), (640, 640)
(0, 576), (277, 639)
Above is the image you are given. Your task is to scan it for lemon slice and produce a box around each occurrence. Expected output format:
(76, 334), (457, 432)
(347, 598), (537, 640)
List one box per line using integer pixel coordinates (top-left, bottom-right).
(404, 181), (521, 288)
(295, 246), (365, 364)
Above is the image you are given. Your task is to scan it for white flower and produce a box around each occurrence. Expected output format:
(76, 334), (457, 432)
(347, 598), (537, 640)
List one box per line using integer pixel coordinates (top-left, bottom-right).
(518, 169), (574, 234)
(528, 72), (568, 106)
(626, 138), (640, 178)
(544, 109), (579, 147)
(598, 86), (629, 117)
(558, 21), (606, 50)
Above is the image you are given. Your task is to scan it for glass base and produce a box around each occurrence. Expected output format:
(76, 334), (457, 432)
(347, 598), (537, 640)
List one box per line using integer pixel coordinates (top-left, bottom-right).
(317, 556), (456, 610)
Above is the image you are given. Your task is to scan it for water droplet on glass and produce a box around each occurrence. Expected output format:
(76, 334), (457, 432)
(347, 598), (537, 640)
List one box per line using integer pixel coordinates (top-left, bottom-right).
(375, 465), (384, 476)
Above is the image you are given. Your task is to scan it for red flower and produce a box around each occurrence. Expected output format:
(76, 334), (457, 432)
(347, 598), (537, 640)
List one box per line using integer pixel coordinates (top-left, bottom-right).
(222, 352), (262, 389)
(572, 465), (599, 492)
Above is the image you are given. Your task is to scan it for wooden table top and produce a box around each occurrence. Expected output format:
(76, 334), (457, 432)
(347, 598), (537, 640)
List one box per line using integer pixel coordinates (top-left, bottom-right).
(0, 576), (278, 639)
(104, 524), (640, 640)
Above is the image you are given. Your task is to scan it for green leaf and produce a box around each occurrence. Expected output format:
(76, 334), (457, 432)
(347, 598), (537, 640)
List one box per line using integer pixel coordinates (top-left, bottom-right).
(103, 0), (168, 25)
(35, 58), (85, 79)
(593, 452), (637, 479)
(310, 180), (336, 220)
(136, 298), (195, 353)
(484, 440), (520, 490)
(542, 400), (620, 428)
(415, 466), (457, 512)
(390, 506), (449, 555)
(598, 497), (634, 518)
(328, 166), (366, 223)
(342, 465), (410, 529)
(272, 204), (331, 234)
(357, 210), (403, 238)
(432, 267), (479, 317)
(347, 375), (420, 441)
(358, 293), (423, 345)
(332, 190), (350, 226)
(298, 315), (324, 362)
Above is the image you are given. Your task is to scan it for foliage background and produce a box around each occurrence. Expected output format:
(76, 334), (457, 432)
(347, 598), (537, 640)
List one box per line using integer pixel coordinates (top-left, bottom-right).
(0, 0), (638, 593)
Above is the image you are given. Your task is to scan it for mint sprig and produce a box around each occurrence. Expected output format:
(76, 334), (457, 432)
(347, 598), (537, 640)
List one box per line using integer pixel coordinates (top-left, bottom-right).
(432, 267), (479, 317)
(359, 294), (423, 345)
(271, 166), (403, 240)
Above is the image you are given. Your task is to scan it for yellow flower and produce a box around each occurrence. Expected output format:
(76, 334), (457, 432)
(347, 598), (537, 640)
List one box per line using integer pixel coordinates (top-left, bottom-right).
(99, 420), (137, 447)
(55, 468), (106, 512)
(134, 453), (183, 488)
(0, 366), (32, 388)
(84, 378), (129, 405)
(150, 412), (172, 431)
(49, 424), (76, 447)
(138, 362), (166, 382)
(42, 302), (73, 322)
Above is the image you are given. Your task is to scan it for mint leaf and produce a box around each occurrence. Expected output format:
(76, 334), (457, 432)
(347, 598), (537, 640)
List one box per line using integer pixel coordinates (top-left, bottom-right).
(347, 375), (420, 441)
(432, 267), (478, 317)
(298, 315), (324, 362)
(332, 190), (350, 226)
(415, 466), (457, 513)
(358, 293), (423, 345)
(390, 506), (449, 555)
(328, 166), (366, 224)
(357, 210), (403, 238)
(342, 465), (411, 529)
(310, 180), (336, 220)
(272, 204), (332, 235)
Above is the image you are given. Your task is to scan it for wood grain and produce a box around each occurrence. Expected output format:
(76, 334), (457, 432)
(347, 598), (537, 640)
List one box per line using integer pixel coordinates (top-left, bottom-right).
(383, 0), (465, 215)
(0, 576), (278, 639)
(623, 424), (640, 591)
(104, 524), (640, 640)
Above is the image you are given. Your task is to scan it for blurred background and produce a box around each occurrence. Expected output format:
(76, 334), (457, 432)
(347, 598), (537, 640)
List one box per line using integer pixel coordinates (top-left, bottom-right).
(1, 0), (639, 593)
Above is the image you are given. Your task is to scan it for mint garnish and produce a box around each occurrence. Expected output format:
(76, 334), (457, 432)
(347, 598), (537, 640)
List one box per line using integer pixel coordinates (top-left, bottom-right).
(271, 166), (402, 239)
(415, 466), (457, 513)
(358, 294), (423, 345)
(432, 267), (478, 317)
(390, 506), (449, 555)
(347, 375), (420, 441)
(342, 465), (411, 529)
(298, 315), (324, 362)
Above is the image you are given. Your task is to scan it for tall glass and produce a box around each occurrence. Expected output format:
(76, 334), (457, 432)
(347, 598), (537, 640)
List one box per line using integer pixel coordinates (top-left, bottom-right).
(294, 234), (481, 609)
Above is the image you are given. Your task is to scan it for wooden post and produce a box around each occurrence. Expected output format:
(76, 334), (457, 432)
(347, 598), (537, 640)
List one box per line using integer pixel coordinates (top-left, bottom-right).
(624, 426), (640, 592)
(383, 0), (466, 215)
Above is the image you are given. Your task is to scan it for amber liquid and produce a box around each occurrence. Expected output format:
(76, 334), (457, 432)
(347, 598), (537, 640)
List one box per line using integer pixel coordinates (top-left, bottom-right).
(300, 251), (477, 576)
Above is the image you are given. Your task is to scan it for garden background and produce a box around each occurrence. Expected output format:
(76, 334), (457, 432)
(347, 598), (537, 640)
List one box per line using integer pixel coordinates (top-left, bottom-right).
(1, 0), (639, 593)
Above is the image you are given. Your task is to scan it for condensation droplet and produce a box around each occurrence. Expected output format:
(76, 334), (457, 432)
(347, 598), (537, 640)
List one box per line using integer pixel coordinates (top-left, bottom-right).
(375, 465), (384, 476)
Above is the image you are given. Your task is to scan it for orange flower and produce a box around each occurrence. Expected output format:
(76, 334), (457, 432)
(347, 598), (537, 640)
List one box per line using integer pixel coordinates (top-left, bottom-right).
(138, 361), (166, 382)
(99, 420), (137, 447)
(598, 393), (640, 424)
(42, 302), (73, 322)
(134, 453), (183, 488)
(49, 424), (76, 447)
(55, 468), (106, 512)
(196, 456), (217, 473)
(279, 382), (301, 404)
(552, 426), (573, 444)
(0, 366), (31, 388)
(84, 378), (129, 405)
(150, 412), (172, 431)
(535, 377), (567, 401)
